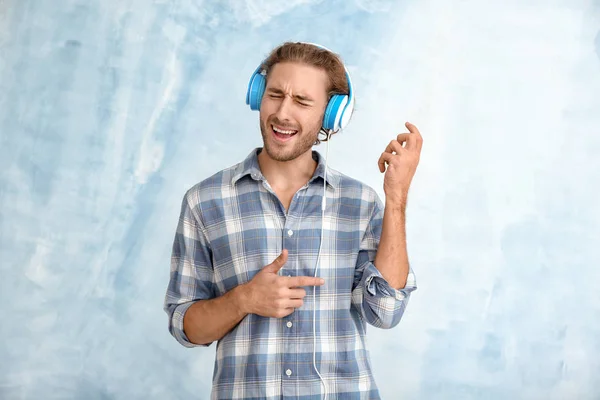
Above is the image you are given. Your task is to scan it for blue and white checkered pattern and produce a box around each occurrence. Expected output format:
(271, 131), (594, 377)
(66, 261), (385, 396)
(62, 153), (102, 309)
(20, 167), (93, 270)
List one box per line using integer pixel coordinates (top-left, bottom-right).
(164, 147), (417, 399)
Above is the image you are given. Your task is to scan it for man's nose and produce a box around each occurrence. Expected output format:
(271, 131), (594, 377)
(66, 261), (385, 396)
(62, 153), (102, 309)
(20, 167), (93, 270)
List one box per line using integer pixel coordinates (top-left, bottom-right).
(274, 95), (294, 121)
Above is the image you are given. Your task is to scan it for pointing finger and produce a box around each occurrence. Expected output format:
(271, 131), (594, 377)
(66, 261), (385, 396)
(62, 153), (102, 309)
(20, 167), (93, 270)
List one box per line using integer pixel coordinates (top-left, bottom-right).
(288, 276), (325, 287)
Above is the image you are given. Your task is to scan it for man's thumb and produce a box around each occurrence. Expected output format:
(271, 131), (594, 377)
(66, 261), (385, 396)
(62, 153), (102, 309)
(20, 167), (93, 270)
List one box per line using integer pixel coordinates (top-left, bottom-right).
(265, 249), (288, 273)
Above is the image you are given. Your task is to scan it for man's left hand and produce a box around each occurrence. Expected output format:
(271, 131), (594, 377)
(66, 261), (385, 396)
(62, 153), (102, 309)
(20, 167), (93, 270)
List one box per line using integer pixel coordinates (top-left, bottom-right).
(377, 121), (423, 205)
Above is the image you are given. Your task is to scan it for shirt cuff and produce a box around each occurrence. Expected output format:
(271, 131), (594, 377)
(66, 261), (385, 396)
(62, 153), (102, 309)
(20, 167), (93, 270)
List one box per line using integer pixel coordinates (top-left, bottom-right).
(363, 262), (416, 301)
(170, 301), (212, 348)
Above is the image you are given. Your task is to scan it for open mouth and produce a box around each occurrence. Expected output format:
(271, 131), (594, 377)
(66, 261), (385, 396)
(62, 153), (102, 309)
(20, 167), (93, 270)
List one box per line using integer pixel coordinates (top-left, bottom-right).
(272, 124), (298, 141)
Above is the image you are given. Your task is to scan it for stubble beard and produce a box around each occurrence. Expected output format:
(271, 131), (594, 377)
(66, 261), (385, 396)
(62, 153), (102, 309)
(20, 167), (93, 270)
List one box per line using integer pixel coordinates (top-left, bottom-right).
(259, 118), (321, 162)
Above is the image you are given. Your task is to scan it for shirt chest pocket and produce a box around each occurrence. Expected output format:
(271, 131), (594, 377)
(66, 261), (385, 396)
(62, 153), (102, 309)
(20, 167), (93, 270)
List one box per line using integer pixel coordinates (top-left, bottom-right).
(293, 214), (360, 294)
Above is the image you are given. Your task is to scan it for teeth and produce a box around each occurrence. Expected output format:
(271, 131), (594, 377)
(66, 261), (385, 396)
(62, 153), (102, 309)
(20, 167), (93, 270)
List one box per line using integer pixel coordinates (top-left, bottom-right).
(273, 125), (297, 135)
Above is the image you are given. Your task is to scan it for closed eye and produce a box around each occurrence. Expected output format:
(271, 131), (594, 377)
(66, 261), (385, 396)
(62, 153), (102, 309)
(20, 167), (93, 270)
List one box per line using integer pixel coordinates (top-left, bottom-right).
(266, 88), (314, 106)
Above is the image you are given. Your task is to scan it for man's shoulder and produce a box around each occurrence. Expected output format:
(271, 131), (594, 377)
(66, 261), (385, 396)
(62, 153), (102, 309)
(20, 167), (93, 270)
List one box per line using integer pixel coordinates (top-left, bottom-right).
(330, 167), (382, 203)
(182, 159), (243, 206)
(330, 169), (385, 224)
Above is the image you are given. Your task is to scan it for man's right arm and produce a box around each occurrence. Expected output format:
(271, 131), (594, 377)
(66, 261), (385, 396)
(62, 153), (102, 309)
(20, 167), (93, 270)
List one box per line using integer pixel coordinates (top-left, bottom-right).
(164, 192), (325, 347)
(180, 248), (325, 345)
(164, 191), (220, 348)
(181, 285), (248, 346)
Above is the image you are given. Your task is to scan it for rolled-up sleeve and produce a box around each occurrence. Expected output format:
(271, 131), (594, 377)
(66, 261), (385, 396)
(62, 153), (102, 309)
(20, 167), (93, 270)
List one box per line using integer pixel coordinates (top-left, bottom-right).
(163, 190), (215, 347)
(351, 194), (417, 329)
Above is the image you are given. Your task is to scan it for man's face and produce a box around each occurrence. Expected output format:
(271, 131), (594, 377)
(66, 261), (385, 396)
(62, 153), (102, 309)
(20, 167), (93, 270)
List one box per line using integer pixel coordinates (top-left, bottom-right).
(259, 62), (329, 162)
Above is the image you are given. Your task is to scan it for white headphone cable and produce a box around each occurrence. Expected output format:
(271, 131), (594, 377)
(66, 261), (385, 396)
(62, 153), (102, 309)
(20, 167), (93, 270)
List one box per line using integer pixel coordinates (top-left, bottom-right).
(313, 129), (332, 399)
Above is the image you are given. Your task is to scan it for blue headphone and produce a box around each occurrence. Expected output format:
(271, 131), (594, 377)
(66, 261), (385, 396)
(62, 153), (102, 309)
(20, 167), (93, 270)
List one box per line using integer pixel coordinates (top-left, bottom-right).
(245, 42), (355, 132)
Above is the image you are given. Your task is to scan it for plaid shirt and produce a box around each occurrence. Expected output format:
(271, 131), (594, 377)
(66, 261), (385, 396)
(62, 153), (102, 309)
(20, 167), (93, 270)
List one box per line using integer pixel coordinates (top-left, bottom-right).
(164, 148), (417, 399)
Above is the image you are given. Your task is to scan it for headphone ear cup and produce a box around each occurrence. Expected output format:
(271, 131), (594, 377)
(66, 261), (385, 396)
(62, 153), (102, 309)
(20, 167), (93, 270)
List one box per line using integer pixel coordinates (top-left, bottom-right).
(338, 92), (354, 130)
(323, 94), (348, 131)
(247, 70), (266, 110)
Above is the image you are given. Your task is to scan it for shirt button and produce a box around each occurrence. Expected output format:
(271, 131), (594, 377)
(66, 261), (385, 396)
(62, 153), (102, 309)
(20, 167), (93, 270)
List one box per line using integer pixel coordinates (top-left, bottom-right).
(286, 321), (293, 328)
(285, 369), (292, 376)
(287, 229), (293, 236)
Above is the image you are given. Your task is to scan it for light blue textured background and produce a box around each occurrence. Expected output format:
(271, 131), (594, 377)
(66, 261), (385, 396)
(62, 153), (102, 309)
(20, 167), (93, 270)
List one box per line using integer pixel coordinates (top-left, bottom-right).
(1, 1), (600, 399)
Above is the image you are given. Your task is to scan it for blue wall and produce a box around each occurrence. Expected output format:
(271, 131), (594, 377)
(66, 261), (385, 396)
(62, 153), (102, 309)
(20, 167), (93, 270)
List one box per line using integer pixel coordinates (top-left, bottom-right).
(1, 1), (599, 399)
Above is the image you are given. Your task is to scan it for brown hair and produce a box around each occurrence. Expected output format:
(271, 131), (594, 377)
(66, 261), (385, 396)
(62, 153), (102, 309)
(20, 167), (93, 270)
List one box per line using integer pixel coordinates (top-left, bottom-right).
(261, 42), (350, 144)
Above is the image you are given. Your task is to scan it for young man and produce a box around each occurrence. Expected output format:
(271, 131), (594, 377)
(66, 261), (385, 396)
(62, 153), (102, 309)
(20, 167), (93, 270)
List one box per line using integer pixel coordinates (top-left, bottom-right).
(164, 42), (422, 399)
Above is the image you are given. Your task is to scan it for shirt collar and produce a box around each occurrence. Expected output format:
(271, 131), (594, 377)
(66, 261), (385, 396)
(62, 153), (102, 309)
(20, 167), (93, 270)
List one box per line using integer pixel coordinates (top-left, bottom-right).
(231, 147), (340, 189)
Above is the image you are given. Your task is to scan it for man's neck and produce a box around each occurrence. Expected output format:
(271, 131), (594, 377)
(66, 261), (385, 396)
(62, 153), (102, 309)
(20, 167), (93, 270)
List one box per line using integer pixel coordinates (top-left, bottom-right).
(257, 148), (317, 191)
